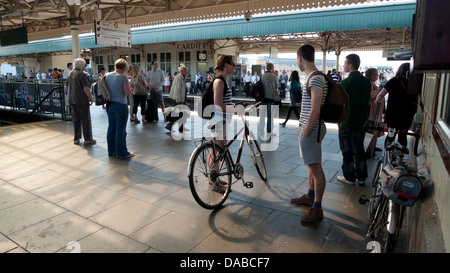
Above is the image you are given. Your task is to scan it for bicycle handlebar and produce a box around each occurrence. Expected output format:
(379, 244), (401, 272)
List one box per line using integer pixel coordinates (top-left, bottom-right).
(364, 124), (384, 132)
(386, 142), (410, 154)
(242, 101), (261, 113)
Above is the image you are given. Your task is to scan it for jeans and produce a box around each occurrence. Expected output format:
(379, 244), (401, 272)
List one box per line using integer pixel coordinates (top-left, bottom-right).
(106, 102), (129, 157)
(338, 127), (368, 182)
(259, 102), (274, 134)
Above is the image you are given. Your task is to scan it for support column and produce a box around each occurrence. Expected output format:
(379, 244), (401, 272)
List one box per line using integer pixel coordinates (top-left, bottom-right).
(70, 23), (80, 60)
(335, 46), (341, 72)
(63, 1), (83, 60)
(322, 49), (327, 73)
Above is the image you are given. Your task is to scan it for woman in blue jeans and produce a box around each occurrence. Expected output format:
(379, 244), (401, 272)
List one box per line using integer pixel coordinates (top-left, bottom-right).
(105, 58), (134, 159)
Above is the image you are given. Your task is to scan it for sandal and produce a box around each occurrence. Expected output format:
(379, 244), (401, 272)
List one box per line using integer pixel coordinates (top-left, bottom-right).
(118, 153), (134, 159)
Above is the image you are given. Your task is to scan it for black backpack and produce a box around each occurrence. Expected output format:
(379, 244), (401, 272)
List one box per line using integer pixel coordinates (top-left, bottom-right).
(306, 71), (349, 123)
(306, 71), (349, 142)
(196, 75), (227, 119)
(250, 80), (265, 102)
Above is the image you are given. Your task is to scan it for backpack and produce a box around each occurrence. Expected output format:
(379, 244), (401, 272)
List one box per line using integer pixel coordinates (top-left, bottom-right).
(97, 74), (111, 103)
(196, 75), (227, 119)
(306, 71), (349, 123)
(250, 80), (265, 102)
(91, 82), (105, 106)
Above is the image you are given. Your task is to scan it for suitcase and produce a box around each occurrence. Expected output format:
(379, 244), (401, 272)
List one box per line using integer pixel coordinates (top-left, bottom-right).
(145, 98), (159, 122)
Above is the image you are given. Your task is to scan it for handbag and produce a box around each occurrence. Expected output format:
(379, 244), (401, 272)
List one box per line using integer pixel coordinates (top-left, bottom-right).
(134, 75), (148, 96)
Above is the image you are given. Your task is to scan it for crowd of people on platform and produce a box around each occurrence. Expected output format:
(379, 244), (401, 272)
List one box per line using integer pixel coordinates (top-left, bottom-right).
(63, 44), (417, 224)
(1, 67), (70, 81)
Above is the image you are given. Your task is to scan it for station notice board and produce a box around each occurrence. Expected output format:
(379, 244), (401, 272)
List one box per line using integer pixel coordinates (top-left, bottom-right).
(38, 84), (64, 114)
(95, 19), (131, 48)
(13, 83), (36, 111)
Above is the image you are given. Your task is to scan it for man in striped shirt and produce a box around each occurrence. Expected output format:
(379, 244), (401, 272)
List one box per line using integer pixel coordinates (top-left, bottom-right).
(290, 44), (328, 223)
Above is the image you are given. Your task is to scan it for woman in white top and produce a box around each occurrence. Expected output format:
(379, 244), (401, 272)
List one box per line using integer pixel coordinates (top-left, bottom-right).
(163, 71), (171, 94)
(210, 55), (234, 143)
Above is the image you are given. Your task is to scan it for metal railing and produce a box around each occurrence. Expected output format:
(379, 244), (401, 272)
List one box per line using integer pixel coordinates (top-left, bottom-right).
(0, 79), (68, 122)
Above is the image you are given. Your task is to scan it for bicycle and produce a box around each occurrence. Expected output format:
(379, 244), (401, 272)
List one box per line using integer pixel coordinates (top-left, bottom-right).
(187, 102), (267, 210)
(359, 126), (423, 253)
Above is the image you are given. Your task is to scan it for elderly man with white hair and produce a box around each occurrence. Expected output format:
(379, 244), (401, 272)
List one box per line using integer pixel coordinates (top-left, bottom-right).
(167, 65), (189, 132)
(169, 65), (189, 105)
(66, 58), (96, 145)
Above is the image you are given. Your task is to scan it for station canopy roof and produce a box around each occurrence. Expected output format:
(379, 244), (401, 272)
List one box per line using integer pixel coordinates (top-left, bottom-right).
(0, 0), (415, 58)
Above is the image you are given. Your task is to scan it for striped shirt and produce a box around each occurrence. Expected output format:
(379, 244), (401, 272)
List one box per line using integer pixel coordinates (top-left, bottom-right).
(215, 79), (233, 120)
(299, 71), (328, 129)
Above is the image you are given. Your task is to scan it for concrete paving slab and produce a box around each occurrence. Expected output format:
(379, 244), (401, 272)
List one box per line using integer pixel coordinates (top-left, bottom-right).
(30, 178), (97, 203)
(56, 186), (131, 218)
(0, 198), (65, 235)
(0, 233), (18, 253)
(56, 228), (150, 253)
(130, 211), (215, 253)
(89, 198), (171, 236)
(0, 185), (37, 211)
(7, 211), (103, 253)
(118, 177), (184, 204)
(0, 106), (381, 254)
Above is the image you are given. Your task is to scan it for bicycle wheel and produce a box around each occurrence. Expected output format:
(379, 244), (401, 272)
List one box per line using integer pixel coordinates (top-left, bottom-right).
(247, 131), (267, 181)
(188, 142), (232, 210)
(382, 202), (403, 253)
(368, 196), (390, 252)
(371, 198), (401, 253)
(369, 160), (384, 218)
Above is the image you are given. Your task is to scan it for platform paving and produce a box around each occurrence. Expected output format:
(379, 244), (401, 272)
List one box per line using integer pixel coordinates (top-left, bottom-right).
(0, 106), (381, 253)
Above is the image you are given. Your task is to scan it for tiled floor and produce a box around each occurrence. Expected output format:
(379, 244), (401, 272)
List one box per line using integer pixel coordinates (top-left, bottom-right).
(0, 106), (381, 253)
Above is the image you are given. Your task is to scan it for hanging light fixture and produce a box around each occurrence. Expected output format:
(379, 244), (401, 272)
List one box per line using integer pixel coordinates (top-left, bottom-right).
(244, 0), (252, 22)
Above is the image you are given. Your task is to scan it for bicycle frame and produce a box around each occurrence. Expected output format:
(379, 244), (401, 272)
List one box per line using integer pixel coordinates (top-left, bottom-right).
(206, 116), (253, 181)
(192, 104), (260, 186)
(222, 116), (251, 167)
(363, 126), (421, 252)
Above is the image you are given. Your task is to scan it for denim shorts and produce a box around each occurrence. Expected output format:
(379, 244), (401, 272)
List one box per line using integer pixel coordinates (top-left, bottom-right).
(297, 125), (326, 165)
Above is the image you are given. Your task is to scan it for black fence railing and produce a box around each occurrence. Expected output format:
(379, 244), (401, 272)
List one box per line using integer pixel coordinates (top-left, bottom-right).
(0, 79), (67, 122)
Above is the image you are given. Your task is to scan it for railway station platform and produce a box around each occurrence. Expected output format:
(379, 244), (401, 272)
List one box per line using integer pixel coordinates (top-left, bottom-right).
(0, 105), (397, 255)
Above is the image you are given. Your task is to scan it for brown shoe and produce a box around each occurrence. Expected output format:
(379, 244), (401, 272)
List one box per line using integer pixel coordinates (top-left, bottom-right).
(291, 194), (314, 206)
(301, 207), (323, 223)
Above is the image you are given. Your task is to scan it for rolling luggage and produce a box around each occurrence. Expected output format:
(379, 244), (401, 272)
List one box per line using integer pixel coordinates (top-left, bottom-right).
(146, 92), (159, 122)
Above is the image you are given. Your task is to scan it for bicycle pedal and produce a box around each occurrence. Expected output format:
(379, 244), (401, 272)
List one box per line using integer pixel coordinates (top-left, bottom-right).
(244, 182), (254, 188)
(359, 195), (369, 205)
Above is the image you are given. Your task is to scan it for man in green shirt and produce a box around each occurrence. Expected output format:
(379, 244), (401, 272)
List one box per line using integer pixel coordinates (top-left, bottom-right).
(337, 54), (371, 185)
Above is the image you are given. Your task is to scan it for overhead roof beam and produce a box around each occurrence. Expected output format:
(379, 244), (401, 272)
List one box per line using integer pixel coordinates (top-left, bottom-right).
(0, 2), (414, 57)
